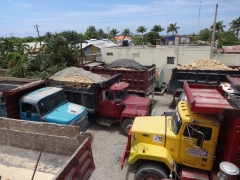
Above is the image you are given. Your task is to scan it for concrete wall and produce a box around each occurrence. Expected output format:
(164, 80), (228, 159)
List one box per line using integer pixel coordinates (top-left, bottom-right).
(0, 118), (91, 156)
(214, 54), (240, 66)
(101, 45), (211, 70)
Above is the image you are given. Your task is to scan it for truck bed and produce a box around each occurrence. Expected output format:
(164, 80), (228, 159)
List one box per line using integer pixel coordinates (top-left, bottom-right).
(49, 74), (122, 113)
(80, 61), (156, 97)
(0, 145), (69, 180)
(168, 67), (240, 93)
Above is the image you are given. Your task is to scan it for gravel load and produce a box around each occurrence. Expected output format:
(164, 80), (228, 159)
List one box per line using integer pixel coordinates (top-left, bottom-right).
(103, 58), (147, 70)
(51, 67), (106, 82)
(177, 58), (236, 70)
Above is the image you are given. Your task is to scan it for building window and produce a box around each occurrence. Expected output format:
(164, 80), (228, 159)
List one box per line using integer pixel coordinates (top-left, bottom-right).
(107, 52), (113, 56)
(132, 53), (140, 57)
(167, 57), (175, 64)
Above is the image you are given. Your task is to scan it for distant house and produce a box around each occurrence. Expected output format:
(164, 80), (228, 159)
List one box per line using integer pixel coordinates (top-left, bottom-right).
(161, 35), (194, 45)
(23, 42), (46, 54)
(115, 36), (132, 45)
(77, 39), (118, 61)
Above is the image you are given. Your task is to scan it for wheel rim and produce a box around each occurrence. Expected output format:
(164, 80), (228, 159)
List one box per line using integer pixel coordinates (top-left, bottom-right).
(125, 124), (132, 134)
(143, 174), (161, 180)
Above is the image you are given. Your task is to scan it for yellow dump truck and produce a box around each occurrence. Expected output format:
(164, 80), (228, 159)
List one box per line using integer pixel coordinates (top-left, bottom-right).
(121, 81), (240, 180)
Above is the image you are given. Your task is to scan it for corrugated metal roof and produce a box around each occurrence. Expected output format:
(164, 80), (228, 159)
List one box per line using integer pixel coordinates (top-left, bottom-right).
(222, 45), (240, 53)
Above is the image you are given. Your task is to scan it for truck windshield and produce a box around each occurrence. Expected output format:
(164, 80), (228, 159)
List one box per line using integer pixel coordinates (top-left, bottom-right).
(38, 90), (67, 116)
(116, 89), (127, 99)
(171, 108), (182, 135)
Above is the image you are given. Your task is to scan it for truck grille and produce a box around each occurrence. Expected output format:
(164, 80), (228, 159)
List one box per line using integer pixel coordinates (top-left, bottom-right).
(75, 114), (88, 130)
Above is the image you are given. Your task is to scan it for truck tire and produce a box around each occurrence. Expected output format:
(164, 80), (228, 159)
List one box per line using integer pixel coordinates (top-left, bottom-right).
(135, 162), (168, 180)
(121, 118), (134, 136)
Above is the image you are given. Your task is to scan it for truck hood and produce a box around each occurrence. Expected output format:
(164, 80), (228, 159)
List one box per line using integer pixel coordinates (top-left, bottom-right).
(122, 95), (152, 116)
(131, 116), (166, 146)
(46, 102), (87, 124)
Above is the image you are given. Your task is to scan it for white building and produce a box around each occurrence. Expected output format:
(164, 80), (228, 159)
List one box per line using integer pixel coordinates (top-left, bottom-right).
(101, 45), (240, 70)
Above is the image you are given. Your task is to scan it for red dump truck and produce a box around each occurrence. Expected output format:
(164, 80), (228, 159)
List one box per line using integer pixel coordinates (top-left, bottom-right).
(50, 73), (153, 136)
(121, 81), (240, 180)
(79, 61), (156, 97)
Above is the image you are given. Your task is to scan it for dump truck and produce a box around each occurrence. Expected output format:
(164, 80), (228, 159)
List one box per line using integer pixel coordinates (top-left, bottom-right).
(168, 67), (240, 93)
(0, 117), (95, 180)
(50, 73), (153, 136)
(0, 77), (88, 131)
(121, 81), (240, 179)
(80, 60), (156, 97)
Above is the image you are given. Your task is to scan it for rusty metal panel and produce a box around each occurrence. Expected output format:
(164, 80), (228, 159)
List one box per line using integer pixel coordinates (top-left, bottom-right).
(53, 136), (95, 180)
(183, 81), (233, 114)
(227, 75), (240, 89)
(182, 166), (209, 180)
(91, 64), (156, 96)
(2, 80), (50, 119)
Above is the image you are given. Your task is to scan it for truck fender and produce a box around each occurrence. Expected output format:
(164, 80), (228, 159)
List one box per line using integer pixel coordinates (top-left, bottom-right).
(128, 144), (174, 170)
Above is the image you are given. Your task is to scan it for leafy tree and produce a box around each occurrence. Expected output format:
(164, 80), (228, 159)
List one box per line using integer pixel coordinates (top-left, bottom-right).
(144, 32), (160, 45)
(198, 28), (211, 44)
(229, 17), (240, 37)
(136, 26), (148, 45)
(217, 30), (240, 47)
(151, 25), (165, 36)
(6, 52), (28, 77)
(84, 26), (97, 39)
(210, 21), (226, 32)
(167, 23), (180, 36)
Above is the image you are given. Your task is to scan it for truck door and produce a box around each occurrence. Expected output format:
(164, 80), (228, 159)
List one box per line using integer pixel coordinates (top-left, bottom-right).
(98, 90), (115, 117)
(20, 103), (40, 121)
(178, 123), (216, 171)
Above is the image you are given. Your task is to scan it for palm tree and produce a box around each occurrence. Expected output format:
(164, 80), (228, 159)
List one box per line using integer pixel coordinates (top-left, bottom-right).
(97, 29), (104, 39)
(136, 26), (148, 45)
(167, 23), (180, 36)
(110, 28), (119, 40)
(151, 25), (165, 36)
(210, 21), (226, 32)
(122, 28), (131, 38)
(229, 17), (240, 37)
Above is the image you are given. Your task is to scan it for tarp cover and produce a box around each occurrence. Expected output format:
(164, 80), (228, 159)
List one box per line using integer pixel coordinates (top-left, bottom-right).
(103, 59), (147, 70)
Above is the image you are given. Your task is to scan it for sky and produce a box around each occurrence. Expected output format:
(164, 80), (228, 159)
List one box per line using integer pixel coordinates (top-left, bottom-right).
(0, 0), (239, 38)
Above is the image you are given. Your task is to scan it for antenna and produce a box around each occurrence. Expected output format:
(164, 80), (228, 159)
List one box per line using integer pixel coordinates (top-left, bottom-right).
(198, 0), (202, 28)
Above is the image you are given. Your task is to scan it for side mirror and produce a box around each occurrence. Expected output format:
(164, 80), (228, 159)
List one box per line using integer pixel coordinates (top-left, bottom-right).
(196, 132), (204, 148)
(114, 99), (121, 104)
(26, 111), (32, 118)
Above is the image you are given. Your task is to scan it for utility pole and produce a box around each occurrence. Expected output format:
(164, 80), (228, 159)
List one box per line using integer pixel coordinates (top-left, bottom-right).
(210, 3), (218, 59)
(107, 26), (110, 43)
(167, 19), (169, 45)
(34, 24), (41, 46)
(10, 33), (14, 38)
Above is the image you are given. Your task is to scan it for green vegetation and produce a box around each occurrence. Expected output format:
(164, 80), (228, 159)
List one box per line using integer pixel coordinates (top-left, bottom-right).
(0, 17), (239, 78)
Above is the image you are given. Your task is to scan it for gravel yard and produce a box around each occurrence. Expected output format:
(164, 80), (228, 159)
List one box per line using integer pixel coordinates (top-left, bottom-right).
(87, 93), (174, 180)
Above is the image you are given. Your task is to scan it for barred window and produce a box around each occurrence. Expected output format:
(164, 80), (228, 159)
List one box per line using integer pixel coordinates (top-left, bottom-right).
(132, 53), (140, 57)
(107, 52), (113, 56)
(167, 57), (175, 64)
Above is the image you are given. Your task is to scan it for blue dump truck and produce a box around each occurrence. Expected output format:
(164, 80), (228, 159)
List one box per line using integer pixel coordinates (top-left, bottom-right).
(0, 77), (88, 131)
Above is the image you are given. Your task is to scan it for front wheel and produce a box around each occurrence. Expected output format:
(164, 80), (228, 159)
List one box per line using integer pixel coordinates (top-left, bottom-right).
(121, 118), (134, 136)
(135, 162), (168, 180)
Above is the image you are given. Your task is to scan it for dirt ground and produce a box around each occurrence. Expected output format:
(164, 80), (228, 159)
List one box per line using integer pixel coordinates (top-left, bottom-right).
(87, 93), (174, 180)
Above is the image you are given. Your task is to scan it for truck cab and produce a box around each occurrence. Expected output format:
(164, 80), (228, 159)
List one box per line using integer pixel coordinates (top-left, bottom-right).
(19, 87), (88, 131)
(121, 81), (239, 179)
(98, 82), (153, 136)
